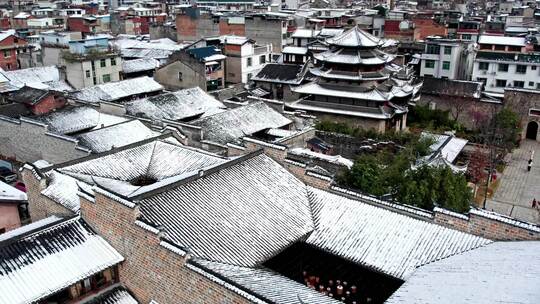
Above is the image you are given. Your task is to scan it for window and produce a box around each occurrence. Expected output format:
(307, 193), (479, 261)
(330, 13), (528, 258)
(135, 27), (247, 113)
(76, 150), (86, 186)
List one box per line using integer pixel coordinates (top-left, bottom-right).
(424, 60), (435, 68)
(498, 63), (508, 72)
(479, 62), (489, 70)
(100, 59), (106, 67)
(494, 45), (505, 51)
(247, 57), (252, 67)
(3, 50), (10, 58)
(442, 61), (450, 70)
(537, 83), (540, 90)
(102, 74), (111, 83)
(532, 66), (537, 70)
(516, 65), (527, 74)
(529, 81), (534, 87)
(462, 34), (472, 40)
(444, 46), (452, 55)
(513, 81), (524, 88)
(496, 79), (507, 87)
(509, 46), (521, 52)
(85, 70), (91, 78)
(426, 44), (440, 54)
(247, 73), (252, 81)
(178, 72), (183, 81)
(259, 55), (266, 64)
(111, 58), (116, 66)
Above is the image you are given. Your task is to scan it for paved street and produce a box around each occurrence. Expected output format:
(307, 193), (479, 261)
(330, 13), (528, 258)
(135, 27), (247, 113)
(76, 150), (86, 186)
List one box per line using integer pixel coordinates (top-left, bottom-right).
(486, 140), (540, 224)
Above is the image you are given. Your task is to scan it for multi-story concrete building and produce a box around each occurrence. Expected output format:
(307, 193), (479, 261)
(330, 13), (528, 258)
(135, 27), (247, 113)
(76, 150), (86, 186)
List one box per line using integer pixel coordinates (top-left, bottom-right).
(39, 31), (82, 66)
(222, 36), (272, 83)
(420, 37), (475, 80)
(176, 9), (294, 52)
(472, 35), (540, 96)
(63, 37), (122, 89)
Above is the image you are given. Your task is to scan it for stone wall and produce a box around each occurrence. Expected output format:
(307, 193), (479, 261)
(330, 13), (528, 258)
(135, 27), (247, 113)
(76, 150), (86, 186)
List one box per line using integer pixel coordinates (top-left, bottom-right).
(417, 94), (500, 130)
(79, 189), (253, 304)
(0, 116), (90, 164)
(504, 88), (540, 141)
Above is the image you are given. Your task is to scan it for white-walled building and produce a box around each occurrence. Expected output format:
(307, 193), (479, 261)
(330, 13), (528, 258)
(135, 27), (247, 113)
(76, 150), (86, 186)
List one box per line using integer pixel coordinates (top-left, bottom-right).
(223, 36), (272, 84)
(64, 37), (122, 89)
(472, 35), (539, 95)
(419, 37), (475, 80)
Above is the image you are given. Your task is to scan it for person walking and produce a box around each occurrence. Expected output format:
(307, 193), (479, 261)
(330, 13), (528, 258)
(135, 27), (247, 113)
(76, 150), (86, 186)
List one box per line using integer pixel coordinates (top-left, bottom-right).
(528, 159), (533, 172)
(533, 199), (537, 208)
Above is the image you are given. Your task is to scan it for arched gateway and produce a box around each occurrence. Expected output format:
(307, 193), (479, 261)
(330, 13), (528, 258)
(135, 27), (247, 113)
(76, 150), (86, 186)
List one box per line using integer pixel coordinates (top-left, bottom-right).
(526, 121), (539, 140)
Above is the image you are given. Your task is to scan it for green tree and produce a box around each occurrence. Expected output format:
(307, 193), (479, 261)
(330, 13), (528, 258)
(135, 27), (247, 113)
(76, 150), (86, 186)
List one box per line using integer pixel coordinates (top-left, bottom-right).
(492, 107), (521, 152)
(338, 154), (387, 196)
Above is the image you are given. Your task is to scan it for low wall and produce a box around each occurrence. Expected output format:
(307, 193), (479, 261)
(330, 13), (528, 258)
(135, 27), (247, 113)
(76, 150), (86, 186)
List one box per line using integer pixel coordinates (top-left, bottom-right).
(0, 115), (90, 164)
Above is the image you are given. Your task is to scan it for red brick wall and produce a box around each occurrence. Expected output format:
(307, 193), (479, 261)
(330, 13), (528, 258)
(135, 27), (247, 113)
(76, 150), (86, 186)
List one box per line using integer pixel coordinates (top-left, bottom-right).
(434, 208), (540, 241)
(0, 35), (28, 70)
(0, 203), (21, 232)
(413, 18), (447, 41)
(30, 95), (66, 116)
(80, 191), (253, 304)
(0, 17), (10, 30)
(219, 20), (245, 36)
(176, 15), (197, 39)
(68, 17), (91, 33)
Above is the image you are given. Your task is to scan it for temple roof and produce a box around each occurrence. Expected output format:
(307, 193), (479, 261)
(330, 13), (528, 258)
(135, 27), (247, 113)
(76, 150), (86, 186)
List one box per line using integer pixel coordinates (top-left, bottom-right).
(326, 26), (383, 48)
(313, 47), (394, 65)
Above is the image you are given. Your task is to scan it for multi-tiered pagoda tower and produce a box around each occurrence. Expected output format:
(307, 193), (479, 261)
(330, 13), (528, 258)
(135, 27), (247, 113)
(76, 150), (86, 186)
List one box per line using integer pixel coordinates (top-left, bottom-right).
(288, 27), (422, 133)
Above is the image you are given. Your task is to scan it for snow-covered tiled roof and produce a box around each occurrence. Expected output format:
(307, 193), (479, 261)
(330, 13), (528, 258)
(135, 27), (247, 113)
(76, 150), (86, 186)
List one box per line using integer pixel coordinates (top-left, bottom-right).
(54, 139), (227, 199)
(122, 58), (160, 74)
(0, 181), (27, 202)
(125, 87), (226, 121)
(190, 101), (292, 145)
(138, 153), (314, 267)
(282, 46), (308, 55)
(69, 76), (163, 103)
(36, 106), (128, 135)
(0, 216), (124, 304)
(306, 187), (491, 280)
(478, 35), (526, 46)
(292, 28), (320, 38)
(85, 285), (138, 304)
(326, 27), (383, 48)
(193, 259), (341, 304)
(121, 48), (172, 60)
(385, 241), (540, 303)
(75, 120), (159, 153)
(1, 66), (74, 92)
(313, 48), (394, 65)
(41, 171), (84, 212)
(289, 148), (353, 168)
(422, 132), (468, 163)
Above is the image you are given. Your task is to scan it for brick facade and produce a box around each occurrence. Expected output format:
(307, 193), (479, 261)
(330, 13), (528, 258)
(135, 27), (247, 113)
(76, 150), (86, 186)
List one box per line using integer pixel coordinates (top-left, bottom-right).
(504, 89), (540, 141)
(21, 166), (75, 221)
(0, 34), (29, 71)
(29, 95), (66, 115)
(434, 208), (540, 240)
(79, 190), (253, 304)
